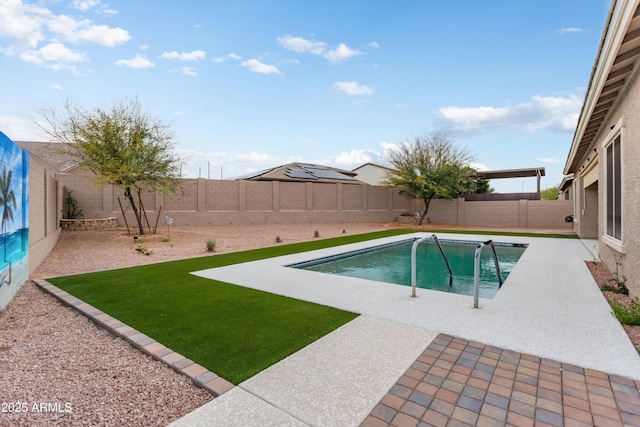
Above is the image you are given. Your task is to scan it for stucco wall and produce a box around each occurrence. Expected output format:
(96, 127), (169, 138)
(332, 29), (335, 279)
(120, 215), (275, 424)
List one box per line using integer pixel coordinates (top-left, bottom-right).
(571, 66), (640, 296)
(56, 174), (575, 233)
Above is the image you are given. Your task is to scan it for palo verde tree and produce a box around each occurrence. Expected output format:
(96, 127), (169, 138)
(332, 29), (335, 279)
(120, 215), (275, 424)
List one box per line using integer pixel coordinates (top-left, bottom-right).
(35, 97), (181, 235)
(384, 131), (475, 225)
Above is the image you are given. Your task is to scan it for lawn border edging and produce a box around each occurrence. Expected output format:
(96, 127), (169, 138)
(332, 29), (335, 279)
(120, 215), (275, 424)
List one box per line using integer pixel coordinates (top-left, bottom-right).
(33, 278), (235, 398)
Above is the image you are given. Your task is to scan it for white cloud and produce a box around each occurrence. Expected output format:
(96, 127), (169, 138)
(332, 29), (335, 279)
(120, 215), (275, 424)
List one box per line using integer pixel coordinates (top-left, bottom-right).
(45, 15), (130, 47)
(72, 0), (101, 12)
(333, 81), (374, 96)
(0, 0), (129, 69)
(175, 111), (184, 116)
(277, 35), (326, 55)
(175, 148), (292, 179)
(49, 84), (64, 90)
(20, 42), (86, 70)
(180, 66), (197, 77)
(437, 93), (583, 136)
(162, 50), (206, 61)
(369, 41), (379, 48)
(0, 0), (49, 49)
(468, 162), (490, 171)
(324, 43), (363, 63)
(115, 55), (154, 68)
(557, 27), (586, 35)
(139, 44), (149, 50)
(241, 58), (280, 75)
(277, 35), (363, 63)
(536, 157), (559, 164)
(0, 114), (48, 141)
(213, 52), (242, 63)
(330, 148), (375, 167)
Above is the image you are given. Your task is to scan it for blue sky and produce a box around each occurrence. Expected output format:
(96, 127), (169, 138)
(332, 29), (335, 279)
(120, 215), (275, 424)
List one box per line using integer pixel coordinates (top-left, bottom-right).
(0, 0), (610, 192)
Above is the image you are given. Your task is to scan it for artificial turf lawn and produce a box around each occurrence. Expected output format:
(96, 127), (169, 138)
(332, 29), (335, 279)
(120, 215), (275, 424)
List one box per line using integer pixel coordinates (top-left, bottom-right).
(47, 227), (575, 384)
(48, 229), (415, 384)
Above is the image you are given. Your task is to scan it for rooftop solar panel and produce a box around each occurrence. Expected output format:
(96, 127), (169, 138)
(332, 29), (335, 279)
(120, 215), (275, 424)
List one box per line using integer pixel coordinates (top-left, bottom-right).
(300, 165), (355, 180)
(285, 167), (318, 179)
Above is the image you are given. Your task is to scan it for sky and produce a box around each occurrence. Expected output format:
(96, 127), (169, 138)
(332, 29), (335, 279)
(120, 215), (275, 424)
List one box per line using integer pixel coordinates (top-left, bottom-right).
(0, 0), (612, 192)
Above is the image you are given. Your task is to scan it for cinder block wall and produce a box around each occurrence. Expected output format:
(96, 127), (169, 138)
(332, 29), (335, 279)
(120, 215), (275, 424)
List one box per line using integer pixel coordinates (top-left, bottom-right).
(28, 158), (62, 275)
(56, 174), (574, 231)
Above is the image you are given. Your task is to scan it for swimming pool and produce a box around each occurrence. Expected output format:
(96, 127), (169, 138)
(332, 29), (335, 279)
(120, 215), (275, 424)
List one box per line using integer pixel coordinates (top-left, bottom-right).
(290, 238), (527, 299)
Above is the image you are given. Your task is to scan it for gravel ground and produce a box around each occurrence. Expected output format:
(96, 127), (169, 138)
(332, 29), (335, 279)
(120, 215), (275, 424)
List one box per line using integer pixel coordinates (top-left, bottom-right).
(585, 260), (640, 349)
(1, 223), (634, 426)
(1, 223), (389, 427)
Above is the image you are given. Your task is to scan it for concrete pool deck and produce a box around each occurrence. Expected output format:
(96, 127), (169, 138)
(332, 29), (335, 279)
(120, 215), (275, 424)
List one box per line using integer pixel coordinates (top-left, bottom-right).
(169, 233), (640, 426)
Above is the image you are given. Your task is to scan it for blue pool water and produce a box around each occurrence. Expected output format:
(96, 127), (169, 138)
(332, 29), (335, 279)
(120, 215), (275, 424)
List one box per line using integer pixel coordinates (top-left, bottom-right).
(291, 239), (527, 299)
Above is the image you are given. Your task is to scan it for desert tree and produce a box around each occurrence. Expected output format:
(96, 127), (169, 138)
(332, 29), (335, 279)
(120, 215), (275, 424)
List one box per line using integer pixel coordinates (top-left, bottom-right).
(34, 97), (181, 235)
(384, 131), (475, 225)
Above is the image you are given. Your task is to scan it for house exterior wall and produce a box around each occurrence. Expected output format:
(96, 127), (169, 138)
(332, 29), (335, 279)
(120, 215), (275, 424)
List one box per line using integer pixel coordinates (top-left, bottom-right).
(353, 164), (390, 185)
(571, 66), (640, 295)
(600, 67), (640, 296)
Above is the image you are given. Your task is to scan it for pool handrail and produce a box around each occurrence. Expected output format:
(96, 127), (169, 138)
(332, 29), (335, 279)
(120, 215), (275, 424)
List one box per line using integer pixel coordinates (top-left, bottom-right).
(411, 234), (453, 298)
(473, 240), (504, 308)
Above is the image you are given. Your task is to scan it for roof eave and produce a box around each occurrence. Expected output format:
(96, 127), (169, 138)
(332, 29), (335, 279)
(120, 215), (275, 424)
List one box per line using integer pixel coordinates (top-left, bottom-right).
(564, 0), (640, 175)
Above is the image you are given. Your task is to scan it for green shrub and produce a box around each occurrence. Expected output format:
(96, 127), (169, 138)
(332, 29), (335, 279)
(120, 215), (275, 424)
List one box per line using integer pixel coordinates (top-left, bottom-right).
(206, 239), (216, 252)
(611, 297), (640, 325)
(313, 230), (319, 238)
(65, 190), (83, 219)
(275, 236), (281, 243)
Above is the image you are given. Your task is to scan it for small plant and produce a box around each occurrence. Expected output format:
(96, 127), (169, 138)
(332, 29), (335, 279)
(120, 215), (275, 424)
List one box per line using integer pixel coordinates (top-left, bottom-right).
(275, 236), (282, 243)
(313, 230), (319, 238)
(605, 248), (629, 295)
(134, 245), (153, 255)
(163, 216), (174, 239)
(610, 297), (640, 325)
(206, 239), (216, 252)
(600, 282), (629, 295)
(64, 190), (83, 219)
(342, 229), (346, 234)
(161, 238), (170, 243)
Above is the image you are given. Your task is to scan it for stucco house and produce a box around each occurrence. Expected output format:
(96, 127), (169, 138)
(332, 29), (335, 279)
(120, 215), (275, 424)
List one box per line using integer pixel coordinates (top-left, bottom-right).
(352, 162), (397, 186)
(563, 0), (640, 295)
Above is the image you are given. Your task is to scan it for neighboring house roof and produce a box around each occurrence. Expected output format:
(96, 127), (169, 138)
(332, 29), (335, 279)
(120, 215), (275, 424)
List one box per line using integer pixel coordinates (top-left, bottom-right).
(235, 163), (362, 183)
(558, 174), (575, 193)
(14, 141), (80, 173)
(564, 0), (640, 175)
(351, 162), (397, 173)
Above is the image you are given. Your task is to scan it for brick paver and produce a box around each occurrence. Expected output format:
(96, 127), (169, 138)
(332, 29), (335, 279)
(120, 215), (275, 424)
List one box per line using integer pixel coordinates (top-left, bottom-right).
(362, 334), (640, 427)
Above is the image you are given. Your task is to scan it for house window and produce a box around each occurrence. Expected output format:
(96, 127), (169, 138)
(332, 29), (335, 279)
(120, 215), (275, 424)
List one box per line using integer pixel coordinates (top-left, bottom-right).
(606, 134), (622, 240)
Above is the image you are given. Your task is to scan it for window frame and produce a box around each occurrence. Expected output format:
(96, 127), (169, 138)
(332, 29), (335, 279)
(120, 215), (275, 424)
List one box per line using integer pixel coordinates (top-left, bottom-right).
(602, 118), (625, 253)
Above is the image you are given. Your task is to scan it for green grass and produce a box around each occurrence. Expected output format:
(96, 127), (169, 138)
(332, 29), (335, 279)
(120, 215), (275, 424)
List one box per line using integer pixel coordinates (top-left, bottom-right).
(419, 228), (579, 239)
(47, 226), (574, 383)
(48, 229), (414, 384)
(611, 298), (640, 326)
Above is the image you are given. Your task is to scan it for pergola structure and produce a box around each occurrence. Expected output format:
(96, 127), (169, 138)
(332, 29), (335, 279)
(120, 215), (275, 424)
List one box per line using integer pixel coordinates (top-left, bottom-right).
(473, 167), (546, 195)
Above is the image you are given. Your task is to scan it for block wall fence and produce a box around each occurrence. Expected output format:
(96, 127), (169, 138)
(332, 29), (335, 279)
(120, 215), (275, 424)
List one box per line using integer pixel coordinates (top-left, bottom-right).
(28, 157), (63, 275)
(57, 174), (574, 231)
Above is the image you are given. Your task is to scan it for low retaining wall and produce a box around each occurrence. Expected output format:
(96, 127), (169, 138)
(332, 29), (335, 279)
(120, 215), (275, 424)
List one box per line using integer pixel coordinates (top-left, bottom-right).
(60, 217), (119, 231)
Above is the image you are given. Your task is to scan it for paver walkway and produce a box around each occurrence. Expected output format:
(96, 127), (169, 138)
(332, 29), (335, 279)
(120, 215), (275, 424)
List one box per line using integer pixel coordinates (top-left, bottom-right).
(361, 334), (640, 427)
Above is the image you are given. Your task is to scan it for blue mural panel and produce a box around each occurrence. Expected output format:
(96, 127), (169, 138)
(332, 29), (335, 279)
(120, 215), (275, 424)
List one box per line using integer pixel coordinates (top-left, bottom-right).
(0, 131), (29, 310)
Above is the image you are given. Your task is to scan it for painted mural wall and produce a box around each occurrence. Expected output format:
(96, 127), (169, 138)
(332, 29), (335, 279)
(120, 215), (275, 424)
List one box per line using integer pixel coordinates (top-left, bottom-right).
(0, 131), (29, 311)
